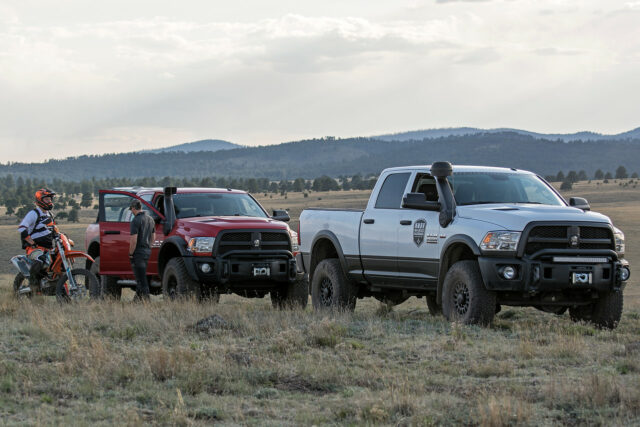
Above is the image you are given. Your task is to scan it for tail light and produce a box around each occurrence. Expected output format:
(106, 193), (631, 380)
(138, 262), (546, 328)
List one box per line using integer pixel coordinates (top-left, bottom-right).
(297, 222), (301, 246)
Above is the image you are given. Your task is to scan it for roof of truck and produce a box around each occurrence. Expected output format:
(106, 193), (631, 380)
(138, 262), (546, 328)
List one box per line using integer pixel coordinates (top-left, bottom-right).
(111, 187), (247, 195)
(381, 165), (534, 175)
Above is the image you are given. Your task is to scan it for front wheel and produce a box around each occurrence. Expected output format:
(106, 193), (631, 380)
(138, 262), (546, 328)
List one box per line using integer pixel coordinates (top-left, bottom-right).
(441, 260), (496, 325)
(271, 277), (309, 309)
(162, 258), (201, 300)
(56, 268), (100, 302)
(311, 259), (356, 311)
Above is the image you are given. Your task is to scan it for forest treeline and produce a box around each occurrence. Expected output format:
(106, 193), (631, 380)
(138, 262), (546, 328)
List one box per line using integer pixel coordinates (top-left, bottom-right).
(0, 174), (377, 222)
(1, 132), (640, 180)
(2, 163), (638, 223)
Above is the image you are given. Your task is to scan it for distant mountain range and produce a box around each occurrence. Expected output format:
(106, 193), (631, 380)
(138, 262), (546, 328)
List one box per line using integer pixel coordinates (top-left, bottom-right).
(140, 139), (240, 153)
(373, 127), (640, 142)
(1, 128), (639, 181)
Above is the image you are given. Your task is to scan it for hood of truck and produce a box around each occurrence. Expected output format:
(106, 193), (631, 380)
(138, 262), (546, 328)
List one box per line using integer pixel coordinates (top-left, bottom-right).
(175, 216), (289, 237)
(455, 204), (611, 231)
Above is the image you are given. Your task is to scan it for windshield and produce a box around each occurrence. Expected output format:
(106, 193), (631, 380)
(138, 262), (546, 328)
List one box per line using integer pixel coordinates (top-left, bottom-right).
(448, 172), (565, 206)
(173, 193), (268, 219)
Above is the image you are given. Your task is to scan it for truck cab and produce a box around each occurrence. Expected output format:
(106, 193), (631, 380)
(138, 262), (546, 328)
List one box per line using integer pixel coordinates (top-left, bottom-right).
(85, 187), (307, 307)
(299, 162), (630, 328)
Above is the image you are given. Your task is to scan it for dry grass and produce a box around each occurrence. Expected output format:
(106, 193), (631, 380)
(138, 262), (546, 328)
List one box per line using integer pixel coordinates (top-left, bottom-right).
(0, 182), (638, 424)
(0, 292), (638, 425)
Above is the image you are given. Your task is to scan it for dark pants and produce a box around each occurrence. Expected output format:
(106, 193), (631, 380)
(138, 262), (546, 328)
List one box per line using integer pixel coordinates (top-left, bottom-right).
(130, 254), (150, 300)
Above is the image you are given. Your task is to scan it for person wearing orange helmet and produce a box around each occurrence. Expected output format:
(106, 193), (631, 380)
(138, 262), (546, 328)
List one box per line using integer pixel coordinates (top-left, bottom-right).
(17, 188), (57, 287)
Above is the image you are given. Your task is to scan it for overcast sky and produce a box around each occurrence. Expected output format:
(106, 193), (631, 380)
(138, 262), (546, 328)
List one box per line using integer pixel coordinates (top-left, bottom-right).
(1, 0), (639, 163)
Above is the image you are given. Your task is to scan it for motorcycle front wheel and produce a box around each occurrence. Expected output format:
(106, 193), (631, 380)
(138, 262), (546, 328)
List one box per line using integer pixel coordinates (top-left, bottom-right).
(56, 268), (101, 302)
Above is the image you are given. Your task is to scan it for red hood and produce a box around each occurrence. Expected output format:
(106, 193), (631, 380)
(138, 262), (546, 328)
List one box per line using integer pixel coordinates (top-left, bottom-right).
(174, 216), (290, 237)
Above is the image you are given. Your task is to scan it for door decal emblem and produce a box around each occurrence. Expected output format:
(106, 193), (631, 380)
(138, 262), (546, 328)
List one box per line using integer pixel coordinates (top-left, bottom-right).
(413, 219), (426, 246)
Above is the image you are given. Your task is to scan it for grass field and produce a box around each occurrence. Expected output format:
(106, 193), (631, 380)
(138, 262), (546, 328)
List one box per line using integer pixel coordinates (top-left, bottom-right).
(0, 182), (638, 425)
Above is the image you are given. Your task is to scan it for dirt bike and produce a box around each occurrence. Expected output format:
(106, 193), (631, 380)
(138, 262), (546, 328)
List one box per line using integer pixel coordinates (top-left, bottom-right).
(11, 223), (100, 302)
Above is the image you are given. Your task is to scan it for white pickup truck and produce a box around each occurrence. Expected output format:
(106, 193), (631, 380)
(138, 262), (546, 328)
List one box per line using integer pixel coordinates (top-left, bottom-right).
(298, 162), (631, 328)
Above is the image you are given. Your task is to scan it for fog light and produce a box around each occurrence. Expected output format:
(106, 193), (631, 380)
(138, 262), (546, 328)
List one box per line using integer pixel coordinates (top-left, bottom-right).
(620, 267), (630, 281)
(200, 263), (212, 273)
(502, 266), (516, 280)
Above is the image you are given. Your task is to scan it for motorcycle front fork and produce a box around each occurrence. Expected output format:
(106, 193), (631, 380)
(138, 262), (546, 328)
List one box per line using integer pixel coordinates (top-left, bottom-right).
(57, 242), (78, 294)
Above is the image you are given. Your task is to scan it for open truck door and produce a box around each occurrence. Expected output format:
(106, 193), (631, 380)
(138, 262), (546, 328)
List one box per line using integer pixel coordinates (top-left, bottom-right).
(98, 190), (165, 277)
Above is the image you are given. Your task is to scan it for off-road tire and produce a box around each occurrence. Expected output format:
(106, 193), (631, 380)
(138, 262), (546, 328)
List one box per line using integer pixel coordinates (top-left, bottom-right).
(56, 268), (100, 302)
(271, 277), (309, 309)
(569, 291), (623, 329)
(311, 259), (357, 311)
(426, 294), (442, 316)
(13, 273), (33, 299)
(442, 260), (496, 325)
(162, 257), (201, 300)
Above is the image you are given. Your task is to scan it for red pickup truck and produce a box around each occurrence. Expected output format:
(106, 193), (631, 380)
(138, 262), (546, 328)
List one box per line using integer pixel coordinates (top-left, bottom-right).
(85, 187), (307, 307)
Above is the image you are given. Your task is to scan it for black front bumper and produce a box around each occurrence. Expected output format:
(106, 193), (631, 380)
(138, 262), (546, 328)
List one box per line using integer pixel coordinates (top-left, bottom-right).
(478, 249), (629, 294)
(183, 249), (304, 290)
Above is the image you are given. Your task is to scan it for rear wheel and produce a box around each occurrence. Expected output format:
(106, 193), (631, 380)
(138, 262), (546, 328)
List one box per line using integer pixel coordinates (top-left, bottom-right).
(442, 260), (496, 325)
(56, 268), (100, 302)
(271, 278), (309, 309)
(162, 258), (201, 300)
(13, 273), (33, 300)
(311, 259), (356, 311)
(569, 291), (623, 329)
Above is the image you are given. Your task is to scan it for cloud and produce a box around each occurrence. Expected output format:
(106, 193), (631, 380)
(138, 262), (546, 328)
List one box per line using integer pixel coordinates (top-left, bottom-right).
(1, 2), (639, 162)
(452, 47), (500, 64)
(533, 47), (583, 56)
(436, 0), (492, 3)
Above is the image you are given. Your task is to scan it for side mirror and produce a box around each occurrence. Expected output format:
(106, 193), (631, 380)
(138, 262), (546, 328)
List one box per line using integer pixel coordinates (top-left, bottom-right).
(402, 193), (441, 211)
(272, 209), (290, 222)
(569, 197), (590, 211)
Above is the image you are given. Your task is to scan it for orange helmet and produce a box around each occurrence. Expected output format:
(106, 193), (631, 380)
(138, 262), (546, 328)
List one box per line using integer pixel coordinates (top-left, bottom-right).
(35, 188), (56, 210)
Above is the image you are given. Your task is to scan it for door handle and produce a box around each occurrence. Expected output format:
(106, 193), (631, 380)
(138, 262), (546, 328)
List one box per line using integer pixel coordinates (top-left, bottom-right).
(363, 219), (375, 224)
(400, 220), (412, 225)
(104, 230), (120, 235)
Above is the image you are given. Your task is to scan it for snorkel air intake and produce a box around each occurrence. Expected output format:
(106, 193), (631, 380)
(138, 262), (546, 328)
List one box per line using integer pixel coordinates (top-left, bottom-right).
(431, 161), (455, 227)
(163, 187), (177, 235)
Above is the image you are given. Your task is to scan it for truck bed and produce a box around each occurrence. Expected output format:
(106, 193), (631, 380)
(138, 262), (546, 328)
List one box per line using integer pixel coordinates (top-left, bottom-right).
(299, 208), (364, 258)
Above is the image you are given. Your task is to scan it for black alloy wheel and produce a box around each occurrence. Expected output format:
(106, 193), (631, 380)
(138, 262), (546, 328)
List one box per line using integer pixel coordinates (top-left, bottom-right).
(319, 277), (334, 306)
(452, 281), (470, 316)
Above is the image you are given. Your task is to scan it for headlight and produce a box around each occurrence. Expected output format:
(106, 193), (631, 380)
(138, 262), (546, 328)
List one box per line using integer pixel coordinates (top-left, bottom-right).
(480, 231), (521, 251)
(613, 227), (625, 256)
(187, 237), (215, 254)
(288, 230), (299, 253)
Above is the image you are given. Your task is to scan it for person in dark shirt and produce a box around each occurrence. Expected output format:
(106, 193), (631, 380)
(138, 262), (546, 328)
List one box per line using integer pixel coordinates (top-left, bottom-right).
(128, 200), (156, 301)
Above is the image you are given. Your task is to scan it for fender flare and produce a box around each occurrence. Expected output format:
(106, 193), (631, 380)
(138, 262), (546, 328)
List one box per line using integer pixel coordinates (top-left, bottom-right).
(437, 234), (482, 304)
(309, 230), (349, 281)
